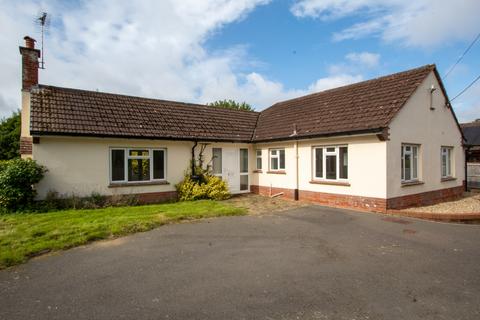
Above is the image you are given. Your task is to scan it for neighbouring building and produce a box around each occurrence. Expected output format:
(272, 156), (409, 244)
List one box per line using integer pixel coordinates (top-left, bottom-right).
(19, 36), (465, 212)
(462, 120), (480, 188)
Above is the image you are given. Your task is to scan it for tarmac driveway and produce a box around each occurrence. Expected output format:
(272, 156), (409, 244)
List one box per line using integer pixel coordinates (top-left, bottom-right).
(1, 205), (480, 320)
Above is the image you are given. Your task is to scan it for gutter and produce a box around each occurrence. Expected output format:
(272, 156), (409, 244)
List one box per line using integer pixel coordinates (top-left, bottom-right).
(252, 128), (384, 144)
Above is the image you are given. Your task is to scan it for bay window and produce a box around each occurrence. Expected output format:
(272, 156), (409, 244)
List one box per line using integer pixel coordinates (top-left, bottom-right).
(110, 148), (166, 183)
(313, 146), (348, 181)
(401, 144), (419, 182)
(441, 146), (453, 178)
(270, 149), (285, 171)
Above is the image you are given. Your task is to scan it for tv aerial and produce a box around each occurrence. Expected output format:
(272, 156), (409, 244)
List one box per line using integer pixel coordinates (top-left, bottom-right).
(35, 11), (50, 69)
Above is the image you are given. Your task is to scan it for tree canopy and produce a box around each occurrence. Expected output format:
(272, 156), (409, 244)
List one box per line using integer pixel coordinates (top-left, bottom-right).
(0, 111), (21, 160)
(207, 99), (254, 111)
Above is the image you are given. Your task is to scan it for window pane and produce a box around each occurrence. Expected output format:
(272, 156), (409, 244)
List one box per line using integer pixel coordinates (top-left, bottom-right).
(271, 150), (277, 156)
(240, 149), (248, 173)
(212, 148), (222, 175)
(111, 149), (125, 181)
(279, 149), (285, 169)
(412, 147), (418, 179)
(240, 175), (248, 191)
(129, 149), (149, 157)
(404, 153), (411, 181)
(256, 150), (262, 170)
(128, 158), (150, 181)
(271, 157), (278, 170)
(339, 147), (348, 179)
(153, 150), (165, 179)
(315, 148), (323, 178)
(326, 155), (337, 179)
(442, 154), (447, 177)
(447, 149), (452, 176)
(401, 146), (404, 180)
(326, 147), (335, 152)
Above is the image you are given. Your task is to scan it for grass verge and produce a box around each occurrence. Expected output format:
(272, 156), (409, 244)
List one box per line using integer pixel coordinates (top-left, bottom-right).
(0, 200), (245, 269)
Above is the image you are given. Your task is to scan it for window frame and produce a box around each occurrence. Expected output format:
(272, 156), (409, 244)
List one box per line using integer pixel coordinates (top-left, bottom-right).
(212, 148), (223, 177)
(109, 147), (167, 184)
(401, 144), (419, 183)
(255, 149), (262, 170)
(269, 148), (285, 171)
(240, 148), (249, 191)
(441, 146), (453, 178)
(312, 145), (348, 182)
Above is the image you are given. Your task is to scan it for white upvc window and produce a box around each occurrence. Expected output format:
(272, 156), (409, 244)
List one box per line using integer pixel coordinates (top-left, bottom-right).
(240, 148), (249, 191)
(441, 146), (453, 178)
(312, 145), (348, 181)
(110, 148), (166, 183)
(401, 144), (419, 182)
(212, 148), (222, 176)
(255, 150), (262, 170)
(269, 148), (285, 171)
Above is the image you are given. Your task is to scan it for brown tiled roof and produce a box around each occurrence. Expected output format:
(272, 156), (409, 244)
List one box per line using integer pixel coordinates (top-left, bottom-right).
(30, 85), (259, 142)
(253, 64), (436, 141)
(30, 65), (441, 143)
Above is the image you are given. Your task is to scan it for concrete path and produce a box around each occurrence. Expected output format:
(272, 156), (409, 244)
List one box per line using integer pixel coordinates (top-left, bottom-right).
(1, 206), (479, 319)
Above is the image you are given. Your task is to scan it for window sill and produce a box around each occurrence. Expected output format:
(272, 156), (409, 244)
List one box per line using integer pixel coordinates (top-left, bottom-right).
(309, 180), (350, 186)
(109, 181), (170, 188)
(441, 177), (456, 182)
(401, 180), (424, 187)
(267, 170), (286, 175)
(253, 169), (263, 173)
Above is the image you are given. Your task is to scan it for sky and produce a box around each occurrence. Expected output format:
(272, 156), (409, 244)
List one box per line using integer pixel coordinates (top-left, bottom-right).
(0, 0), (479, 122)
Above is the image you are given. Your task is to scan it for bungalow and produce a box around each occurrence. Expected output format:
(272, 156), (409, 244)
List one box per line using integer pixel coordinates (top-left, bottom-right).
(19, 36), (465, 212)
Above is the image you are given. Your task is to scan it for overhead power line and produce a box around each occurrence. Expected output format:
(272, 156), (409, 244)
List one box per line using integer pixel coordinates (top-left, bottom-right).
(444, 31), (480, 78)
(451, 74), (480, 101)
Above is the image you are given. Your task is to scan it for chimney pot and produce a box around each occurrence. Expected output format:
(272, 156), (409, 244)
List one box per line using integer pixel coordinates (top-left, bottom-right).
(24, 36), (36, 49)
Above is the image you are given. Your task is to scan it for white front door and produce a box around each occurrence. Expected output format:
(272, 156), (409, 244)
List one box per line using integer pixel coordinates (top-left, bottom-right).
(222, 148), (240, 193)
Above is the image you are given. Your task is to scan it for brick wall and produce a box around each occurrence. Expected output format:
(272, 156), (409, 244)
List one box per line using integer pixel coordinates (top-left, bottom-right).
(386, 185), (464, 209)
(250, 185), (296, 199)
(19, 137), (33, 155)
(136, 191), (178, 204)
(19, 46), (40, 91)
(250, 184), (386, 212)
(298, 190), (387, 212)
(251, 184), (464, 213)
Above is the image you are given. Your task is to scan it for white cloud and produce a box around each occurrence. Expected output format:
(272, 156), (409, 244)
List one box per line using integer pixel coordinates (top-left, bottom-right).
(345, 52), (380, 68)
(308, 74), (363, 92)
(291, 0), (480, 47)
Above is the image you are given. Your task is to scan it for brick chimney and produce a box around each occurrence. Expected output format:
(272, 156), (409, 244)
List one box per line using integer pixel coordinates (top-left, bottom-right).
(19, 36), (40, 91)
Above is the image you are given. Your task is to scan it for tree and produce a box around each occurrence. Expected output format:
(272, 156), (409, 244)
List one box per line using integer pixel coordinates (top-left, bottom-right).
(208, 99), (254, 111)
(0, 111), (21, 160)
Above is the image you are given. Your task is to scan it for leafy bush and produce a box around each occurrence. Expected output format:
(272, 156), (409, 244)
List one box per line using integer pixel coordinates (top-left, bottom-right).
(176, 164), (230, 201)
(0, 158), (46, 211)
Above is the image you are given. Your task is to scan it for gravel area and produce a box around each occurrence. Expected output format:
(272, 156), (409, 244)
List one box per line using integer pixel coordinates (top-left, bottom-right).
(225, 194), (307, 215)
(403, 192), (480, 214)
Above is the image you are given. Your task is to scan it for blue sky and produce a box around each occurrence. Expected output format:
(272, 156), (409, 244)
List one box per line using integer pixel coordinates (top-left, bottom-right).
(0, 0), (479, 121)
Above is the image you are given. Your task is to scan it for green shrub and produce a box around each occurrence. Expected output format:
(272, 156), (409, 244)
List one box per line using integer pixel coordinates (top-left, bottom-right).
(0, 158), (46, 211)
(176, 166), (230, 201)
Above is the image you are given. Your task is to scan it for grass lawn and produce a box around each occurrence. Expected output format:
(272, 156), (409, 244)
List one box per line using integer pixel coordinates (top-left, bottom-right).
(0, 200), (246, 269)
